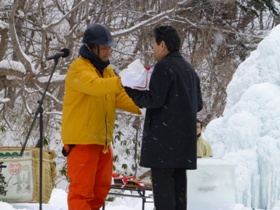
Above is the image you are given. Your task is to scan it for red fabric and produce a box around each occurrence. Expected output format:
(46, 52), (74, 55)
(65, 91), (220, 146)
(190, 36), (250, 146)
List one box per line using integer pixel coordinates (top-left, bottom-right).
(67, 145), (113, 210)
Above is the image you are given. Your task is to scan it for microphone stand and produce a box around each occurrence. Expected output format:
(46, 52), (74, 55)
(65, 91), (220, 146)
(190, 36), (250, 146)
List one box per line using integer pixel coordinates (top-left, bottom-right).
(20, 57), (60, 210)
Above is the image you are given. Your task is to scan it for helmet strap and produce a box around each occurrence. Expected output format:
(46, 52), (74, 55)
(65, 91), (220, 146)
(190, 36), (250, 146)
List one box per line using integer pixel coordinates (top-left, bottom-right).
(86, 44), (100, 58)
(97, 45), (100, 56)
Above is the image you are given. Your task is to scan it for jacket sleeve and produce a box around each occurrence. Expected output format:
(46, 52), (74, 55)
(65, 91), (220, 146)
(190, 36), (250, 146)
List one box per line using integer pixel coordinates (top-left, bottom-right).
(115, 89), (141, 114)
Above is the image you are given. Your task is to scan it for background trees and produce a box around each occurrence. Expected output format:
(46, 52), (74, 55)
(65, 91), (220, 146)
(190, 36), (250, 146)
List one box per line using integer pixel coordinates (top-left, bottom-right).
(1, 0), (279, 127)
(0, 0), (280, 193)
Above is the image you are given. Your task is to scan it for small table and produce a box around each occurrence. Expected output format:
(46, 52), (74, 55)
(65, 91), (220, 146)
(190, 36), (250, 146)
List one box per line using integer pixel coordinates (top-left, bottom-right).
(102, 185), (153, 210)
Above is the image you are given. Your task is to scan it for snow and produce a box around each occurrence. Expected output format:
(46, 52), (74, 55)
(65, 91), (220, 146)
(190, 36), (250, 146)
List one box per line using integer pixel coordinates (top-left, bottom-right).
(0, 60), (26, 74)
(37, 73), (66, 83)
(204, 23), (280, 210)
(0, 20), (9, 29)
(0, 188), (264, 210)
(1, 22), (280, 210)
(0, 98), (10, 103)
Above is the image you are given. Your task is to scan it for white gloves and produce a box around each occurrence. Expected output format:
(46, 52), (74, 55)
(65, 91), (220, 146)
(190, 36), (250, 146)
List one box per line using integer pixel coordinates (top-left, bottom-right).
(120, 59), (153, 90)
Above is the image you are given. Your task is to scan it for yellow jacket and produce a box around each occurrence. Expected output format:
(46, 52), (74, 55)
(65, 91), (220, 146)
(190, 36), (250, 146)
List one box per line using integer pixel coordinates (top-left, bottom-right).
(61, 56), (141, 147)
(197, 135), (213, 158)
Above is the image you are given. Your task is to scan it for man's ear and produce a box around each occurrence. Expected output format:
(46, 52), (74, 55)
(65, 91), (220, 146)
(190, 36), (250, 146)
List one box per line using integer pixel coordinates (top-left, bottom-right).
(161, 40), (167, 51)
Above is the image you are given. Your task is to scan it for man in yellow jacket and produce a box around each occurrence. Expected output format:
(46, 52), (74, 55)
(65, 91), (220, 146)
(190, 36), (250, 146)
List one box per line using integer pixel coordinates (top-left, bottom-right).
(197, 120), (213, 158)
(61, 23), (141, 210)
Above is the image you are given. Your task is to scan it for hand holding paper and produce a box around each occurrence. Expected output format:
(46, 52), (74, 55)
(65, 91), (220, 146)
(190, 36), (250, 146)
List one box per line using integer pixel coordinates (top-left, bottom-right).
(121, 71), (146, 88)
(119, 59), (152, 90)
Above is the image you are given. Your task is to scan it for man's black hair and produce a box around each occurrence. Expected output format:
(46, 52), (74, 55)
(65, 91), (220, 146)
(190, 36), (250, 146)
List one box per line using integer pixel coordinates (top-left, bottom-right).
(153, 26), (180, 52)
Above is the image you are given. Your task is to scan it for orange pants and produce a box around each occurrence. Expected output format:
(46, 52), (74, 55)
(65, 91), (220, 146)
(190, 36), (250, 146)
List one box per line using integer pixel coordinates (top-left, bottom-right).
(66, 145), (113, 210)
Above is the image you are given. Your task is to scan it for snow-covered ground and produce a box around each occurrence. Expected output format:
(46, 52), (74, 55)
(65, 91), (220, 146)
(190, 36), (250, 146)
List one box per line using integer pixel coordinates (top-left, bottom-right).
(1, 22), (280, 210)
(0, 188), (266, 210)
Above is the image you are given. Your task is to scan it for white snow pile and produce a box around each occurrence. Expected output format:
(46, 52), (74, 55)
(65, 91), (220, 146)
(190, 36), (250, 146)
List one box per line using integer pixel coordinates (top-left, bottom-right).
(204, 24), (280, 209)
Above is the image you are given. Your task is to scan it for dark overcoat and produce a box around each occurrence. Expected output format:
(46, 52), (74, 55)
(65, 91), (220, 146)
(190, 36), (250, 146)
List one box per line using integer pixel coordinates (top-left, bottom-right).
(125, 51), (203, 169)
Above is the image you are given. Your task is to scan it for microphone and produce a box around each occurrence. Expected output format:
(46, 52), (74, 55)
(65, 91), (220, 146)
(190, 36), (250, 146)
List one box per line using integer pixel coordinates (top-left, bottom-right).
(46, 48), (70, 60)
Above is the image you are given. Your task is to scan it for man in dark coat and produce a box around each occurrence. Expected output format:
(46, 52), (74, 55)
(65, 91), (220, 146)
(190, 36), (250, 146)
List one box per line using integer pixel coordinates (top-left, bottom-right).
(121, 25), (203, 210)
